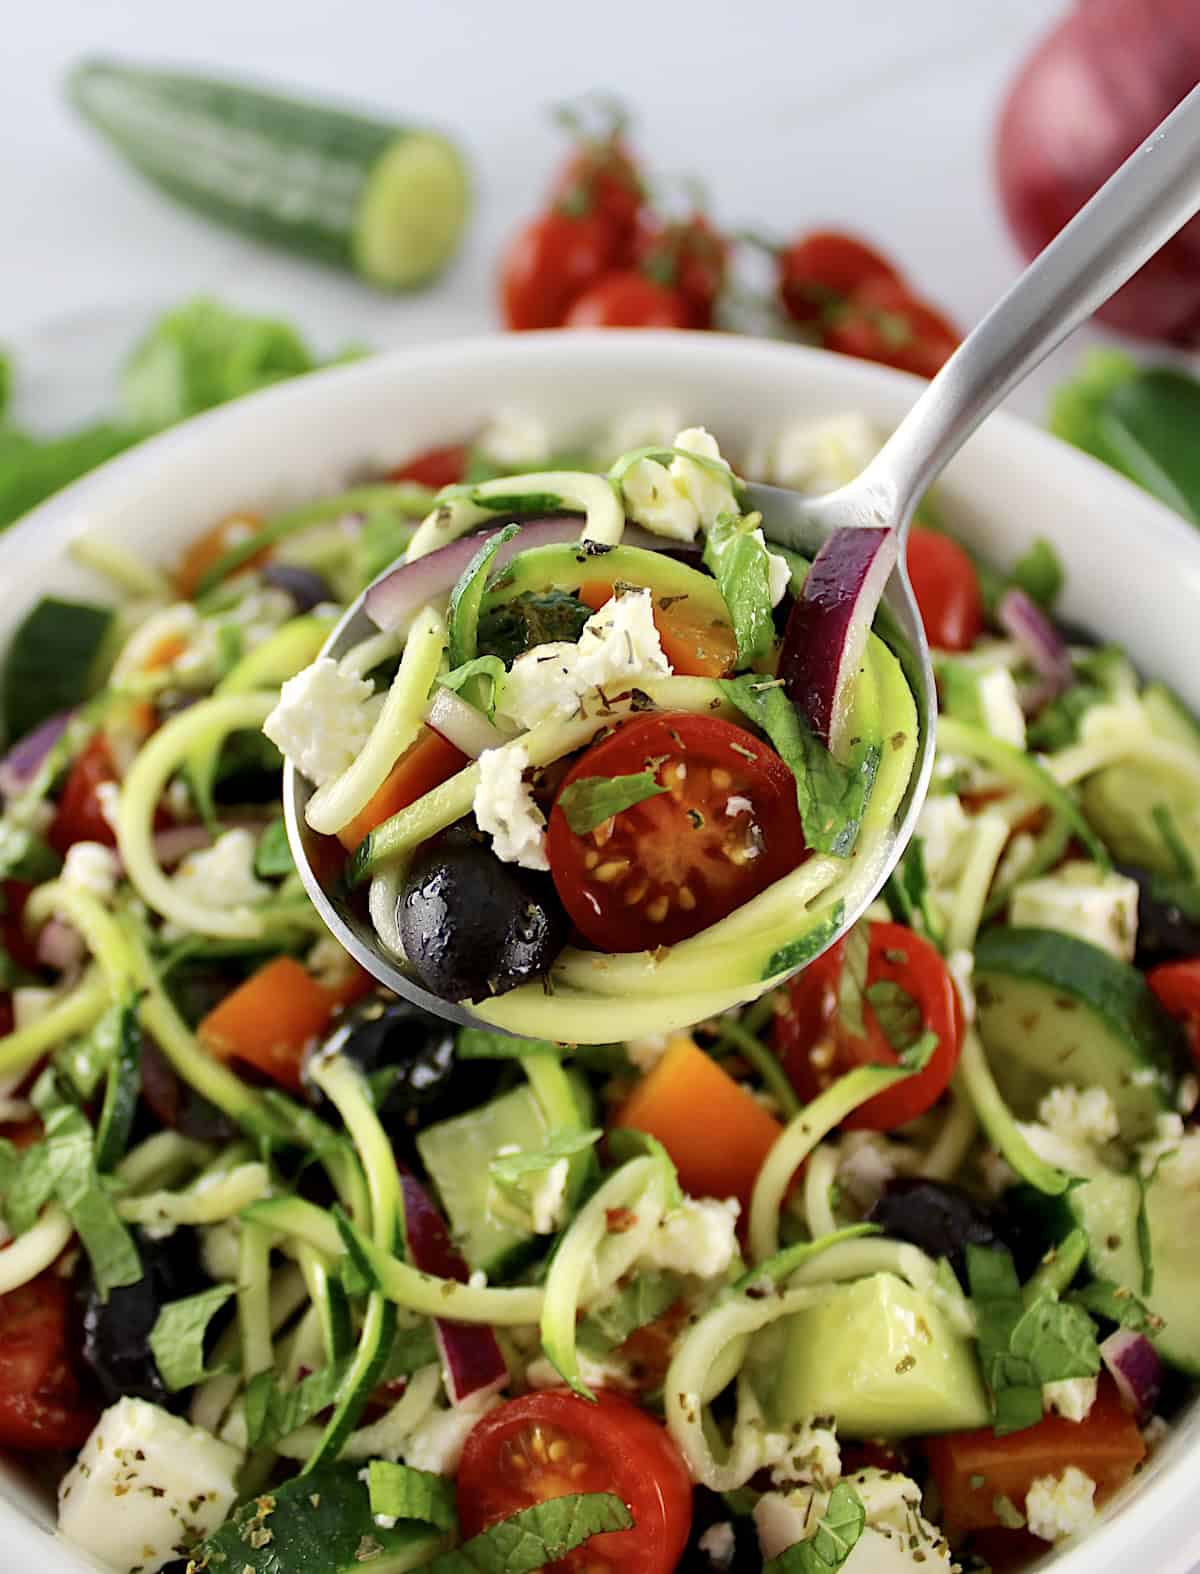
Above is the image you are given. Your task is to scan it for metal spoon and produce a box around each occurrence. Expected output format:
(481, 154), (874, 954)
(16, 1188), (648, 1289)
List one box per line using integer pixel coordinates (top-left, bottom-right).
(287, 85), (1200, 1032)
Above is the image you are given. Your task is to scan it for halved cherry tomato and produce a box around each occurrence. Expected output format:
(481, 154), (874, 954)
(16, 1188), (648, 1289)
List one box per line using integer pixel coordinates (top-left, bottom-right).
(547, 713), (806, 952)
(576, 581), (737, 679)
(197, 956), (342, 1093)
(564, 272), (694, 329)
(825, 276), (960, 378)
(175, 514), (267, 598)
(552, 137), (644, 244)
(388, 444), (468, 490)
(775, 920), (961, 1130)
(636, 214), (729, 328)
(0, 1271), (98, 1451)
(923, 1376), (1145, 1539)
(1147, 959), (1200, 1063)
(2, 880), (42, 973)
(336, 726), (468, 852)
(457, 1388), (692, 1573)
(777, 230), (903, 326)
(906, 526), (985, 652)
(48, 734), (119, 854)
(501, 211), (621, 330)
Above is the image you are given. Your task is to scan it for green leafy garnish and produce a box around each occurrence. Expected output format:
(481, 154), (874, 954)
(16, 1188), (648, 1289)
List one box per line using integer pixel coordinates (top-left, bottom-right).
(556, 770), (666, 834)
(703, 510), (775, 666)
(476, 588), (592, 666)
(882, 836), (942, 949)
(967, 1244), (1100, 1435)
(763, 1481), (866, 1572)
(447, 524), (522, 672)
(2, 595), (114, 741)
(148, 1284), (237, 1392)
(254, 816), (295, 878)
(1070, 1277), (1161, 1334)
(0, 423), (141, 534)
(489, 1128), (602, 1223)
(93, 995), (142, 1171)
(0, 821), (61, 886)
(864, 979), (938, 1069)
(836, 922), (871, 1038)
(578, 1271), (683, 1355)
(1048, 348), (1140, 473)
(721, 674), (879, 857)
(244, 1356), (356, 1448)
(607, 1128), (684, 1209)
(367, 1462), (458, 1533)
(1026, 645), (1130, 752)
(1009, 539), (1064, 611)
(419, 1492), (633, 1574)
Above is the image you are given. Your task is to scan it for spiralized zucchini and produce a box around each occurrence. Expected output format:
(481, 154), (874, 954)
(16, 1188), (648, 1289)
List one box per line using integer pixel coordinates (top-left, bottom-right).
(117, 1162), (271, 1228)
(406, 472), (625, 560)
(0, 1205), (74, 1295)
(24, 882), (136, 995)
(272, 1363), (442, 1463)
(0, 970), (110, 1080)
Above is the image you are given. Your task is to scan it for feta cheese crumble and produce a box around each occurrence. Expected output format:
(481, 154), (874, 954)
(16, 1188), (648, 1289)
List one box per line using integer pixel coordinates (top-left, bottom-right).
(757, 412), (881, 494)
(1043, 1376), (1098, 1423)
(1024, 1465), (1097, 1542)
(638, 1196), (740, 1278)
(1009, 861), (1139, 963)
(496, 641), (584, 730)
(697, 1521), (736, 1569)
(475, 409), (551, 469)
(172, 828), (269, 910)
(472, 742), (548, 870)
(1037, 1085), (1120, 1148)
(626, 1033), (671, 1074)
(401, 1390), (502, 1475)
(574, 587), (672, 691)
(755, 1469), (952, 1570)
(263, 657), (381, 786)
(60, 840), (121, 904)
(527, 1348), (636, 1392)
(977, 667), (1027, 749)
(57, 1397), (242, 1574)
(622, 426), (738, 542)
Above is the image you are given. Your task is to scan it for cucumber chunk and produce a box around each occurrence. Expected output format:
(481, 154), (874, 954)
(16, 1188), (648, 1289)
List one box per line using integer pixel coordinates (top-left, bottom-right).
(974, 927), (1180, 1143)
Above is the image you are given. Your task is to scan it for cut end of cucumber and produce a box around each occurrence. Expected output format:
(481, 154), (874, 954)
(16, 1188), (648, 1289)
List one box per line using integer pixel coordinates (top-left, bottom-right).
(353, 132), (470, 290)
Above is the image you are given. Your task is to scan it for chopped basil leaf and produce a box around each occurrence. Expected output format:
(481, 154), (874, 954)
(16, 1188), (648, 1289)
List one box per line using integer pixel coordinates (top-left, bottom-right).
(607, 1127), (684, 1210)
(578, 1270), (683, 1355)
(489, 1128), (602, 1194)
(1100, 368), (1200, 526)
(1048, 348), (1140, 476)
(367, 1462), (458, 1533)
(476, 589), (592, 667)
(0, 1140), (56, 1235)
(934, 658), (985, 728)
(0, 821), (61, 885)
(704, 514), (775, 667)
(419, 1492), (633, 1574)
(864, 979), (939, 1070)
(882, 835), (942, 949)
(1009, 539), (1064, 611)
(244, 1355), (356, 1447)
(93, 995), (142, 1172)
(556, 770), (667, 834)
(456, 1028), (567, 1060)
(254, 816), (295, 878)
(1069, 1278), (1160, 1334)
(720, 674), (878, 857)
(447, 524), (522, 673)
(763, 1480), (866, 1572)
(438, 654), (509, 719)
(148, 1284), (237, 1392)
(41, 1097), (142, 1296)
(837, 923), (871, 1040)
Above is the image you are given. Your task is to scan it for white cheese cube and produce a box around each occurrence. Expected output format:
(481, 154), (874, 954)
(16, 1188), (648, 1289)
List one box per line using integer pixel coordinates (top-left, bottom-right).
(1009, 860), (1139, 962)
(57, 1397), (242, 1574)
(61, 840), (121, 904)
(1024, 1465), (1097, 1542)
(1043, 1376), (1099, 1423)
(1037, 1085), (1120, 1148)
(767, 412), (881, 493)
(638, 1196), (740, 1278)
(670, 427), (738, 528)
(622, 456), (700, 542)
(472, 742), (548, 871)
(749, 527), (793, 607)
(263, 656), (381, 787)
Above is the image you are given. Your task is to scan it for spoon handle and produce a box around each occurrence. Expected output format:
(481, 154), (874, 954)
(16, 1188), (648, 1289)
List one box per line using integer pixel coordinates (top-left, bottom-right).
(862, 83), (1200, 528)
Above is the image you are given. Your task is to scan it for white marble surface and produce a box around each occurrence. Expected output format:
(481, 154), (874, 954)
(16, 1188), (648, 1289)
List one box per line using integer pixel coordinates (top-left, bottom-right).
(1, 0), (1124, 429)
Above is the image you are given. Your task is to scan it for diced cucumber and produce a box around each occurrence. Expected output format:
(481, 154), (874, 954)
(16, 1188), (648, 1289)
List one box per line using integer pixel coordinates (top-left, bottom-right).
(68, 58), (469, 289)
(417, 1073), (592, 1276)
(974, 927), (1180, 1143)
(1143, 682), (1200, 753)
(191, 1462), (446, 1572)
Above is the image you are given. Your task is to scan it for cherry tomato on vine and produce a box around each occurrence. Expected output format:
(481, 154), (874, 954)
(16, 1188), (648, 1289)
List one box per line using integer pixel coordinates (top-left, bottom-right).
(500, 210), (621, 331)
(905, 526), (985, 652)
(457, 1388), (692, 1574)
(548, 712), (807, 952)
(564, 272), (694, 329)
(636, 213), (729, 328)
(552, 137), (644, 244)
(825, 275), (960, 377)
(774, 920), (962, 1130)
(777, 230), (902, 325)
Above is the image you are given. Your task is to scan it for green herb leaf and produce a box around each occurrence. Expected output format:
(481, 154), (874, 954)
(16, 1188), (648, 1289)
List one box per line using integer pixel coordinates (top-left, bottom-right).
(763, 1480), (866, 1572)
(578, 1270), (683, 1355)
(2, 595), (114, 741)
(243, 1356), (355, 1448)
(837, 922), (871, 1039)
(0, 820), (61, 886)
(254, 817), (295, 878)
(42, 1097), (142, 1296)
(1100, 369), (1200, 526)
(93, 995), (142, 1172)
(704, 515), (775, 667)
(720, 675), (879, 857)
(607, 1127), (684, 1210)
(882, 835), (943, 949)
(0, 1141), (56, 1235)
(367, 1462), (458, 1532)
(438, 655), (509, 720)
(447, 524), (522, 672)
(419, 1492), (633, 1574)
(358, 505), (417, 583)
(1047, 348), (1140, 474)
(1009, 539), (1064, 611)
(148, 1284), (237, 1392)
(864, 979), (939, 1071)
(1069, 1278), (1159, 1333)
(476, 589), (592, 667)
(57, 998), (128, 1101)
(556, 770), (667, 835)
(456, 1028), (567, 1060)
(488, 1128), (602, 1221)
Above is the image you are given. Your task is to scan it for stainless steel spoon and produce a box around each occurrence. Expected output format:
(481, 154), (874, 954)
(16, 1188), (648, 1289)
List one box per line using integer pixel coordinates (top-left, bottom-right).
(287, 85), (1200, 1032)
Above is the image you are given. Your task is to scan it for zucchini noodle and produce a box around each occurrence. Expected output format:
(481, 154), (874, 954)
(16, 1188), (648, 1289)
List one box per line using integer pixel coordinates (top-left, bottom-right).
(749, 1066), (911, 1264)
(305, 605), (446, 836)
(406, 472), (625, 560)
(540, 1156), (668, 1396)
(70, 531), (172, 600)
(243, 1195), (349, 1260)
(238, 1219), (276, 1382)
(191, 1264), (309, 1437)
(273, 1363), (441, 1463)
(944, 811), (1009, 953)
(983, 813), (1071, 920)
(958, 1027), (1073, 1196)
(24, 882), (137, 995)
(116, 690), (278, 938)
(118, 1162), (271, 1228)
(803, 1144), (840, 1240)
(280, 1304), (326, 1389)
(368, 864), (409, 960)
(349, 1227), (545, 1327)
(116, 1131), (213, 1192)
(290, 1243), (349, 1364)
(918, 1080), (979, 1183)
(340, 628), (404, 680)
(781, 1237), (975, 1336)
(308, 1055), (400, 1250)
(0, 971), (109, 1080)
(0, 1205), (74, 1294)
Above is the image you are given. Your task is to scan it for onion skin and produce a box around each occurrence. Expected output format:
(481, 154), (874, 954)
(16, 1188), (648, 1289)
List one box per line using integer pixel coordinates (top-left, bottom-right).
(995, 0), (1200, 345)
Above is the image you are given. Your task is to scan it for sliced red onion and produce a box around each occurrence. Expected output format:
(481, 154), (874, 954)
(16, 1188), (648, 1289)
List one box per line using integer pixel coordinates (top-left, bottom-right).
(1101, 1327), (1163, 1422)
(998, 588), (1073, 712)
(398, 1170), (507, 1405)
(36, 918), (85, 972)
(779, 526), (898, 757)
(261, 562), (334, 612)
(425, 687), (511, 759)
(363, 518), (675, 634)
(0, 710), (73, 799)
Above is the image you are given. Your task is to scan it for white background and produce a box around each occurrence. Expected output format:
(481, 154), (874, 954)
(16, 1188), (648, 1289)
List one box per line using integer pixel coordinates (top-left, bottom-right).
(1, 0), (1128, 430)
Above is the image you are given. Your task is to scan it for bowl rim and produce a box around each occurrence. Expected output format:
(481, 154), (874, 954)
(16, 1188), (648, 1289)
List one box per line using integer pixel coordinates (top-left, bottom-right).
(2, 328), (1199, 1574)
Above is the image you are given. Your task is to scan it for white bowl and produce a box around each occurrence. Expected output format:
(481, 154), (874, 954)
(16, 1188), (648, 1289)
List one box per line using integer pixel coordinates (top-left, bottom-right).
(3, 331), (1199, 1574)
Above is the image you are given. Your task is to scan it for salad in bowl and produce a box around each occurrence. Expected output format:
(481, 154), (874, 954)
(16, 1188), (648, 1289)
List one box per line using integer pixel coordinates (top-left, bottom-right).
(0, 365), (1197, 1574)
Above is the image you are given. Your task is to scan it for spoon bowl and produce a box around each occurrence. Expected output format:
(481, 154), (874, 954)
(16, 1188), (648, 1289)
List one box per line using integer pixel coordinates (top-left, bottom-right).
(287, 84), (1200, 1034)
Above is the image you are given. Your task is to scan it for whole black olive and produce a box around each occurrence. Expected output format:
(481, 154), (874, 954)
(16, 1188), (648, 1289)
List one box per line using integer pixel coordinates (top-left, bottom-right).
(676, 1488), (760, 1572)
(1119, 863), (1200, 967)
(399, 826), (570, 1001)
(80, 1233), (213, 1407)
(261, 562), (334, 612)
(868, 1178), (1004, 1284)
(311, 994), (501, 1133)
